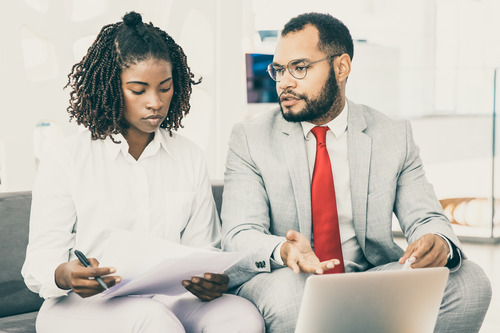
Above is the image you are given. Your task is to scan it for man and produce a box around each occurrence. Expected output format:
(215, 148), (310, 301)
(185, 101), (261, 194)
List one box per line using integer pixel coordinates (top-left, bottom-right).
(221, 12), (491, 333)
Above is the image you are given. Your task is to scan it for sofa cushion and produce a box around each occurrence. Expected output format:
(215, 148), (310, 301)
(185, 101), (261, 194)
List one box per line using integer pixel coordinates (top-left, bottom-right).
(0, 192), (43, 318)
(0, 312), (37, 333)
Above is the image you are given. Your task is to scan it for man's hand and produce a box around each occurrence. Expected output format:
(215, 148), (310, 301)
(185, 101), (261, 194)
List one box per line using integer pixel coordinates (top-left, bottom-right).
(55, 258), (121, 298)
(182, 273), (228, 302)
(399, 233), (450, 268)
(281, 230), (340, 274)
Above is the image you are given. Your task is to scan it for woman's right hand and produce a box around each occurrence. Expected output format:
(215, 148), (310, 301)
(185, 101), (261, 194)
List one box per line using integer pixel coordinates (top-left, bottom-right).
(55, 258), (121, 298)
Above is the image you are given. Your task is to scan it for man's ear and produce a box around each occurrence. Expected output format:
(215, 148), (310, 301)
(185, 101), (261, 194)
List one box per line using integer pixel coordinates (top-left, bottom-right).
(335, 53), (351, 83)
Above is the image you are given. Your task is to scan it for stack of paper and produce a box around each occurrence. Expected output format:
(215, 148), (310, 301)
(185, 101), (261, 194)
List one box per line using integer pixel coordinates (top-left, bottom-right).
(98, 229), (246, 297)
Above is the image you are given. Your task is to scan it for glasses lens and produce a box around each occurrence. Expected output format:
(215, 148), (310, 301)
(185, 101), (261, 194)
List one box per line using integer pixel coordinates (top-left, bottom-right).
(290, 61), (307, 79)
(267, 64), (278, 81)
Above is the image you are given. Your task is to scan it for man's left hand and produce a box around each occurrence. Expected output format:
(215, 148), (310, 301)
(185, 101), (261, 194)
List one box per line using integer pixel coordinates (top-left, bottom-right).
(182, 273), (228, 301)
(399, 233), (450, 268)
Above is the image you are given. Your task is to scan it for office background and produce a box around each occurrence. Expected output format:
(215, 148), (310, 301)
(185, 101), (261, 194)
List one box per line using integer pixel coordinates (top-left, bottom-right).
(0, 0), (498, 331)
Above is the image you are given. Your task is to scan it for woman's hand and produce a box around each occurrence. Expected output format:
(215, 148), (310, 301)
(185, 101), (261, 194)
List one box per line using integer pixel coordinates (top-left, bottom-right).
(182, 273), (229, 301)
(55, 258), (121, 298)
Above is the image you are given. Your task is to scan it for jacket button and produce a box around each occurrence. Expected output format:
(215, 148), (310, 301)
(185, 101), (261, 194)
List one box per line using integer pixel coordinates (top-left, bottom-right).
(255, 261), (266, 269)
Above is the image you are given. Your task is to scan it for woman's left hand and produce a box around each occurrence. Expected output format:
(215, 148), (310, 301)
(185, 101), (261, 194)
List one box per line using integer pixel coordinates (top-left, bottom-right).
(182, 273), (229, 301)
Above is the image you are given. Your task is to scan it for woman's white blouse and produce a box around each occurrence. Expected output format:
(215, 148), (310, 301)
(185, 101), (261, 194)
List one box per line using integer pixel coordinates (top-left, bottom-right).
(22, 129), (220, 299)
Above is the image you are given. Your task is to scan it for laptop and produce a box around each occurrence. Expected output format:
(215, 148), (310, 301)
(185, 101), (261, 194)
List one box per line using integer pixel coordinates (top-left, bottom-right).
(295, 267), (449, 333)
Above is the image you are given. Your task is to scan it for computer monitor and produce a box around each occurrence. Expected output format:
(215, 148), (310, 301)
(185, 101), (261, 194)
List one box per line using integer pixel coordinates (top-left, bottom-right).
(245, 53), (278, 104)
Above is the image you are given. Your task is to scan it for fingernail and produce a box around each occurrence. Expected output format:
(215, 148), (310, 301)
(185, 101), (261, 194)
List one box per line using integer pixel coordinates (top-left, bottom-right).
(192, 277), (199, 283)
(109, 267), (116, 273)
(115, 277), (121, 284)
(327, 262), (334, 268)
(205, 273), (212, 279)
(182, 281), (189, 287)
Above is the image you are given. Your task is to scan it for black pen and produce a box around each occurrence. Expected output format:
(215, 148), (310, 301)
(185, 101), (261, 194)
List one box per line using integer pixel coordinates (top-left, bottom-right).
(74, 250), (109, 290)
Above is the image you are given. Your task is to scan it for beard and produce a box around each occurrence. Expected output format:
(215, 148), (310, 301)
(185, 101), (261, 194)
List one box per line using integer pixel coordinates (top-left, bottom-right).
(279, 67), (341, 123)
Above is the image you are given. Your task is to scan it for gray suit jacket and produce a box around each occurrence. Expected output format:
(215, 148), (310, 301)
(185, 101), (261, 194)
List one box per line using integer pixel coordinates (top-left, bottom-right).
(221, 100), (461, 288)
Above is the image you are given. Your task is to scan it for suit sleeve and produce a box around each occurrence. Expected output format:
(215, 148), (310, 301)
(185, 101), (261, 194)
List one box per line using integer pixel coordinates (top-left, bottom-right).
(221, 123), (286, 289)
(394, 120), (464, 270)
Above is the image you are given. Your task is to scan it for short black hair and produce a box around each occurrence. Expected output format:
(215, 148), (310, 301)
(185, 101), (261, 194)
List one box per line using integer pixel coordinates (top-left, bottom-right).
(281, 12), (354, 61)
(65, 11), (200, 140)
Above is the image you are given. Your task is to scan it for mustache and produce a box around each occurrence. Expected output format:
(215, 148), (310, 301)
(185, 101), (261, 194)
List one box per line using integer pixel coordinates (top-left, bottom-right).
(279, 90), (307, 101)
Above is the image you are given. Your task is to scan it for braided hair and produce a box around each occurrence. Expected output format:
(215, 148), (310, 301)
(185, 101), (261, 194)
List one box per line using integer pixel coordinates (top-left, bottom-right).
(66, 11), (200, 140)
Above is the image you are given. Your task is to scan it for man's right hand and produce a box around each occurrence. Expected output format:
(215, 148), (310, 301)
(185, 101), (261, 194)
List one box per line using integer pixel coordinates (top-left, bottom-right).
(280, 230), (340, 274)
(55, 258), (121, 298)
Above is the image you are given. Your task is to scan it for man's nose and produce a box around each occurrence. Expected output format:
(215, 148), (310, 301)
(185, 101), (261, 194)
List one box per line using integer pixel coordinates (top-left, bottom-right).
(278, 69), (297, 90)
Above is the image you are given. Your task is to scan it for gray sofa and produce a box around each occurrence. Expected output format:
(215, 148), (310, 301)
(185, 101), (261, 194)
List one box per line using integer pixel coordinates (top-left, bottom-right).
(0, 182), (224, 333)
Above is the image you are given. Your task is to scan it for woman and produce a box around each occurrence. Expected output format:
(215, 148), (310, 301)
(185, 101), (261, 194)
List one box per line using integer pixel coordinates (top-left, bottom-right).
(22, 11), (264, 333)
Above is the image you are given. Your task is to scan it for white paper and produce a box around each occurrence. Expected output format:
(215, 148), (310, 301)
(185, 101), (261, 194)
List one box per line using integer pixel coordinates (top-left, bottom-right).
(98, 229), (246, 298)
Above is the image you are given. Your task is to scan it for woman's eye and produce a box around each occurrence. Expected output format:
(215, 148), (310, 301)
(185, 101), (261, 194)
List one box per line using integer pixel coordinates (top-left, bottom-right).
(131, 90), (145, 95)
(160, 87), (171, 93)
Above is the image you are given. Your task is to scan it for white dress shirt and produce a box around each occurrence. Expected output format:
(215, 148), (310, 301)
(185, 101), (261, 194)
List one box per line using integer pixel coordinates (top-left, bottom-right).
(22, 129), (220, 299)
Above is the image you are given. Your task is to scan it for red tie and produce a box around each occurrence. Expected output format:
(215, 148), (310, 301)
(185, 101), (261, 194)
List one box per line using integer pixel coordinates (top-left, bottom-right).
(311, 126), (345, 273)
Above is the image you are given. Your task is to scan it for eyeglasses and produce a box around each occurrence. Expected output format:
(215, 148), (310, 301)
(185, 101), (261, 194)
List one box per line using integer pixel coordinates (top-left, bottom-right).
(266, 54), (342, 82)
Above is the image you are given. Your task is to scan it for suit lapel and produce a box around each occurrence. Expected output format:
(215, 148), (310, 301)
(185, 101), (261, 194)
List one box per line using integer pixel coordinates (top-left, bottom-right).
(281, 119), (312, 241)
(347, 101), (371, 252)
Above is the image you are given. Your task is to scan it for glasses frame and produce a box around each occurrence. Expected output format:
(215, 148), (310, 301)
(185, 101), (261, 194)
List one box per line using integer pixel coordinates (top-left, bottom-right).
(266, 54), (343, 82)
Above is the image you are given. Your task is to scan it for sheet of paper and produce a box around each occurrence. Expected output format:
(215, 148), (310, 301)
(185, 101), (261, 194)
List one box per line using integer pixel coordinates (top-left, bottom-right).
(99, 228), (209, 279)
(102, 250), (246, 297)
(98, 228), (246, 298)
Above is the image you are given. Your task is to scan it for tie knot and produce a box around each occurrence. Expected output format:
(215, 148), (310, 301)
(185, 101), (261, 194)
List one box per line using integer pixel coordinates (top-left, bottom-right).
(311, 126), (329, 145)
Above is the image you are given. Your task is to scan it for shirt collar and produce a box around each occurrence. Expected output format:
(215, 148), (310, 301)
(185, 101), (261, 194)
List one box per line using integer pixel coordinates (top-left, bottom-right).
(301, 102), (349, 140)
(104, 129), (172, 161)
(104, 133), (127, 160)
(149, 129), (172, 158)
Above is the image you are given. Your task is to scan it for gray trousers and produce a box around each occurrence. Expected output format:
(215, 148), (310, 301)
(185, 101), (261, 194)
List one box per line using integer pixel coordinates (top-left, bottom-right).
(236, 260), (492, 333)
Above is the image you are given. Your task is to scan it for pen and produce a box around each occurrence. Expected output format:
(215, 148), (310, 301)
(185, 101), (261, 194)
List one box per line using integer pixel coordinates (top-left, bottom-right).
(74, 249), (109, 290)
(402, 257), (415, 271)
